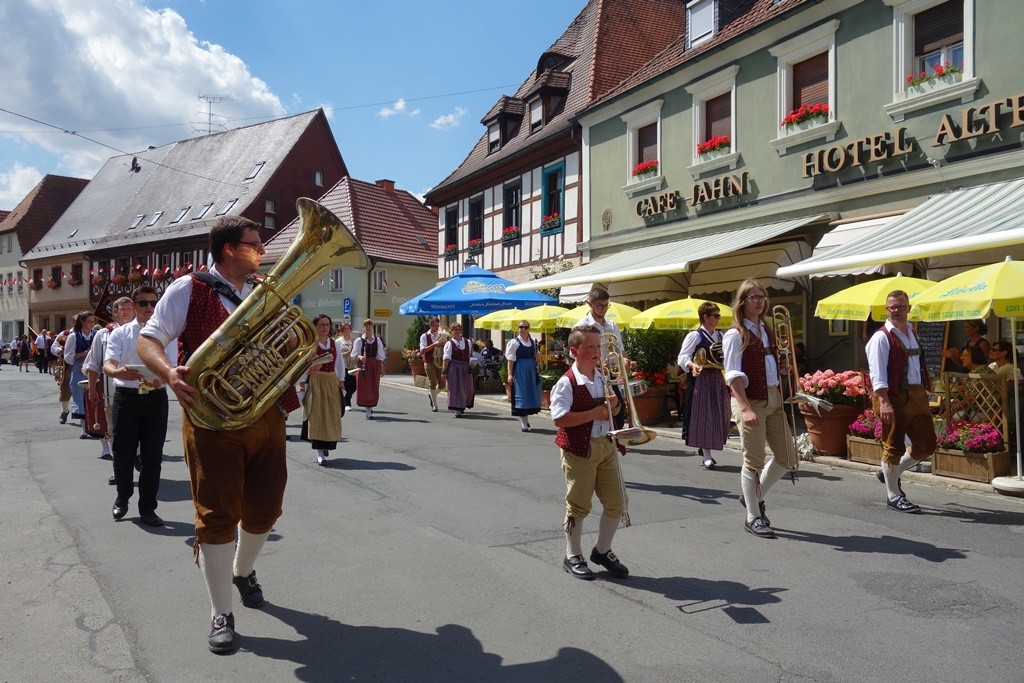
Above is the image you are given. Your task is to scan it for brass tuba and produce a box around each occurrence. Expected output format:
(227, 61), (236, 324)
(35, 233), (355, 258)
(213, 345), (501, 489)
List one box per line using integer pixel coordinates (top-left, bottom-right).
(693, 340), (725, 371)
(184, 198), (371, 430)
(432, 327), (451, 369)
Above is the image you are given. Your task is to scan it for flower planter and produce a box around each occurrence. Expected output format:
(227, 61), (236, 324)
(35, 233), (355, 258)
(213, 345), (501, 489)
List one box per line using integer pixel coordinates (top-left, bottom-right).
(799, 403), (863, 457)
(847, 435), (882, 465)
(698, 147), (730, 162)
(906, 72), (962, 97)
(631, 384), (668, 425)
(932, 448), (1011, 483)
(541, 389), (551, 410)
(408, 358), (426, 377)
(540, 220), (561, 233)
(786, 117), (826, 134)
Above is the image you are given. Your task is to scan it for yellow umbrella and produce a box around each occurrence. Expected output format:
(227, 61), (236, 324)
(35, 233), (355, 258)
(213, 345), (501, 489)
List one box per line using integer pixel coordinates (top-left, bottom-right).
(910, 257), (1024, 489)
(815, 274), (935, 322)
(517, 304), (571, 333)
(555, 302), (643, 328)
(475, 308), (523, 331)
(627, 298), (733, 330)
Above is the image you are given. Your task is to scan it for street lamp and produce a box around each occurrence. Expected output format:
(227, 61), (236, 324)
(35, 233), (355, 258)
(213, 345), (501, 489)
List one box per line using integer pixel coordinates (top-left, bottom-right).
(464, 256), (477, 269)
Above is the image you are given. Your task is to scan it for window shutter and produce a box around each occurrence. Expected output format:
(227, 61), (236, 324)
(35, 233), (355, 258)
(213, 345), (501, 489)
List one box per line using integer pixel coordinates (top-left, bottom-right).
(637, 123), (658, 164)
(793, 52), (828, 108)
(688, 0), (715, 46)
(705, 92), (731, 140)
(529, 99), (543, 130)
(914, 0), (963, 55)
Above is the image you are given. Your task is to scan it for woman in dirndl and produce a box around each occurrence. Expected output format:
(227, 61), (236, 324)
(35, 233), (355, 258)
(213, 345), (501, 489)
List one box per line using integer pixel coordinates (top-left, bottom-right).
(442, 322), (474, 416)
(678, 301), (731, 469)
(64, 311), (96, 437)
(504, 320), (541, 432)
(351, 318), (387, 419)
(305, 314), (346, 466)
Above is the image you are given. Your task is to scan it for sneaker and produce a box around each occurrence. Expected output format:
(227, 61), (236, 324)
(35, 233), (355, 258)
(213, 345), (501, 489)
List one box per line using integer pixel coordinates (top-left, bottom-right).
(876, 469), (906, 497)
(739, 496), (770, 527)
(744, 516), (776, 538)
(562, 555), (596, 580)
(233, 571), (265, 608)
(887, 496), (921, 513)
(208, 613), (236, 653)
(589, 547), (629, 578)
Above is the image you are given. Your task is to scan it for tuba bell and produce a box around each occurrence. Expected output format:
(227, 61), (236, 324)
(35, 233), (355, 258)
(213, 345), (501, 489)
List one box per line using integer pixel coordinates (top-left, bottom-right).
(693, 340), (725, 371)
(184, 198), (371, 430)
(433, 327), (451, 369)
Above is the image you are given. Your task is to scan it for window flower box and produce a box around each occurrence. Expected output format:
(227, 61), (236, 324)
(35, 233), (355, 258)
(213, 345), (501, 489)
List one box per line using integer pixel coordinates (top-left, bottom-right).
(45, 278), (61, 290)
(172, 265), (192, 279)
(127, 271), (145, 284)
(904, 63), (963, 98)
(111, 274), (127, 287)
(29, 280), (42, 291)
(153, 268), (169, 282)
(540, 212), (561, 233)
(501, 226), (521, 244)
(443, 244), (457, 259)
(66, 276), (83, 287)
(631, 160), (659, 179)
(697, 135), (731, 158)
(91, 275), (107, 287)
(933, 420), (1010, 482)
(467, 238), (483, 255)
(782, 104), (829, 131)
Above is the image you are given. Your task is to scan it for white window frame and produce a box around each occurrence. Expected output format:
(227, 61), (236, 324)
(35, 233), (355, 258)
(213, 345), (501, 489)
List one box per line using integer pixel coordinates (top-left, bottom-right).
(685, 65), (739, 177)
(768, 20), (842, 155)
(314, 170), (324, 187)
(372, 322), (387, 345)
(620, 99), (664, 197)
(883, 0), (978, 122)
(329, 268), (344, 292)
(372, 269), (387, 293)
(687, 0), (716, 49)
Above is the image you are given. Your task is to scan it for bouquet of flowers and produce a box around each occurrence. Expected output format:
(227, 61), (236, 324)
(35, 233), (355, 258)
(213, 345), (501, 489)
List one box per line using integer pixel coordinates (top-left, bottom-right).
(631, 160), (659, 177)
(848, 409), (882, 439)
(797, 369), (867, 406)
(697, 135), (731, 155)
(937, 421), (1003, 453)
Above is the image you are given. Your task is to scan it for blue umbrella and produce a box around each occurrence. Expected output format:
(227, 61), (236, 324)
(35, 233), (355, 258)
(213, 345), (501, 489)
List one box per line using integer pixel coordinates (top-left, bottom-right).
(399, 266), (556, 315)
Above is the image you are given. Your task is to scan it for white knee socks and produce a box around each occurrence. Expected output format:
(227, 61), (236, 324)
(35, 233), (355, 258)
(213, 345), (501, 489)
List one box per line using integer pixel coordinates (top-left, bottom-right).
(519, 415), (529, 429)
(741, 467), (760, 522)
(200, 542), (235, 619)
(565, 518), (583, 558)
(759, 458), (789, 495)
(233, 528), (270, 578)
(595, 513), (619, 554)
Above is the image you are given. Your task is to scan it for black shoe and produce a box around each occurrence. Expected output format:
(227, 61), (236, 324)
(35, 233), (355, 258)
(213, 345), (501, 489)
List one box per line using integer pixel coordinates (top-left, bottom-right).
(108, 475), (116, 485)
(99, 452), (113, 461)
(589, 547), (629, 578)
(562, 555), (595, 580)
(428, 394), (436, 411)
(876, 469), (906, 497)
(112, 500), (128, 520)
(744, 517), (776, 538)
(208, 613), (236, 654)
(139, 512), (164, 527)
(739, 496), (770, 527)
(59, 411), (68, 424)
(703, 458), (717, 470)
(233, 571), (265, 608)
(887, 496), (921, 513)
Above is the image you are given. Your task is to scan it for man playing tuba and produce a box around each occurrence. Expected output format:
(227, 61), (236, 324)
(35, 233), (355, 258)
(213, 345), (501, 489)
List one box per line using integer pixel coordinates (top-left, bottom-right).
(138, 216), (296, 654)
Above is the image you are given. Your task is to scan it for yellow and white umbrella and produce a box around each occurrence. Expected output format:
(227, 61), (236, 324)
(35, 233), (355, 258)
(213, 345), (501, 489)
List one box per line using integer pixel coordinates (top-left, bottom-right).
(911, 257), (1024, 490)
(627, 298), (733, 330)
(815, 274), (935, 322)
(475, 308), (524, 331)
(555, 302), (643, 329)
(516, 304), (571, 333)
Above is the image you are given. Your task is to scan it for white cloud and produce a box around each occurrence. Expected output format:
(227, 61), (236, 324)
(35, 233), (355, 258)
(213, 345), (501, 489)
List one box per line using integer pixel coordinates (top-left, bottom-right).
(429, 106), (467, 131)
(0, 0), (286, 178)
(319, 103), (335, 119)
(377, 99), (408, 119)
(0, 163), (44, 209)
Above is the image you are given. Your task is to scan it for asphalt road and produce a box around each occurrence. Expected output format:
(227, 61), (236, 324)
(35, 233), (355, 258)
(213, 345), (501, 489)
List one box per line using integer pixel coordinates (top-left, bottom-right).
(2, 366), (1023, 682)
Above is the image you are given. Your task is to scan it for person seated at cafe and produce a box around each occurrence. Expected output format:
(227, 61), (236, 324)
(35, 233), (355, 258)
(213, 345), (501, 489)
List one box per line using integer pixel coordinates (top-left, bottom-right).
(988, 340), (1022, 383)
(941, 319), (991, 372)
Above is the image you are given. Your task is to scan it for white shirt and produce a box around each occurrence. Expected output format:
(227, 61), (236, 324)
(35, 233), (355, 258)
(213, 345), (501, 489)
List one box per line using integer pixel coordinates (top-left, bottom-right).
(678, 327), (721, 369)
(577, 311), (625, 358)
(83, 326), (114, 375)
(105, 319), (177, 388)
(63, 329), (94, 364)
(504, 335), (535, 361)
(419, 330), (442, 352)
(866, 320), (923, 391)
(550, 364), (610, 438)
(312, 339), (346, 381)
(722, 319), (780, 389)
(141, 265), (250, 347)
(351, 335), (387, 361)
(442, 337), (469, 361)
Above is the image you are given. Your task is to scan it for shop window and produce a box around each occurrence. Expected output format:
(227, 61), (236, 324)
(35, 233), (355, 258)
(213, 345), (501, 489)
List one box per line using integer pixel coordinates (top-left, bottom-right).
(686, 65), (739, 175)
(687, 0), (716, 48)
(883, 0), (977, 120)
(541, 163), (564, 235)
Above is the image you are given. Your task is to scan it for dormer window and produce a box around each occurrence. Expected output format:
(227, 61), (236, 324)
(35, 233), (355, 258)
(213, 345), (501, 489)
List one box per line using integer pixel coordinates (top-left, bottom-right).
(529, 99), (543, 133)
(488, 123), (501, 153)
(687, 0), (716, 48)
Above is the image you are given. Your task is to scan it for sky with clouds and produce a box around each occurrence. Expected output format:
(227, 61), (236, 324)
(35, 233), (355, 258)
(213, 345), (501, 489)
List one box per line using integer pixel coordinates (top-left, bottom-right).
(0, 0), (584, 207)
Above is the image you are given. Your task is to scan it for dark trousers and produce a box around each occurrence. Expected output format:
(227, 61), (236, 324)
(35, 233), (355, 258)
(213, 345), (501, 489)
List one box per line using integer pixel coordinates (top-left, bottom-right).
(113, 387), (168, 515)
(343, 372), (356, 407)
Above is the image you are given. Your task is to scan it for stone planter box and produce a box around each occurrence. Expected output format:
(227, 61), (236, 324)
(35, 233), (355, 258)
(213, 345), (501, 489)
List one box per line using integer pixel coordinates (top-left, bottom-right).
(847, 436), (882, 465)
(905, 72), (962, 98)
(932, 448), (1011, 483)
(785, 117), (827, 134)
(697, 147), (730, 161)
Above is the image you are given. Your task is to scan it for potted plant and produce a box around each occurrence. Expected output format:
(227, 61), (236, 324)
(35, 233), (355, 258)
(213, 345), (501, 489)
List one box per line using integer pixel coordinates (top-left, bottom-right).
(540, 212), (561, 232)
(622, 328), (684, 425)
(539, 367), (562, 409)
(631, 160), (659, 178)
(45, 277), (61, 290)
(153, 267), (169, 282)
(933, 420), (1010, 482)
(502, 225), (521, 243)
(66, 275), (83, 287)
(173, 264), (192, 279)
(905, 62), (963, 95)
(697, 135), (731, 159)
(847, 409), (882, 464)
(781, 103), (829, 131)
(29, 280), (42, 290)
(403, 315), (430, 378)
(91, 274), (107, 287)
(111, 273), (127, 286)
(128, 269), (144, 284)
(468, 237), (483, 254)
(797, 369), (868, 456)
(443, 243), (457, 259)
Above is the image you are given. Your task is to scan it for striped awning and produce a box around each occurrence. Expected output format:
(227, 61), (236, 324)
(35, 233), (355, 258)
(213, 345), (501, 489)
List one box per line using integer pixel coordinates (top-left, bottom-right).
(778, 177), (1024, 278)
(506, 214), (827, 292)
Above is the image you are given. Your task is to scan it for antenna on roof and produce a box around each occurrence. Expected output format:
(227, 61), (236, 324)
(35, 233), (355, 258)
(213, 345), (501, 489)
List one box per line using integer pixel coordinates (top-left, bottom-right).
(195, 94), (235, 135)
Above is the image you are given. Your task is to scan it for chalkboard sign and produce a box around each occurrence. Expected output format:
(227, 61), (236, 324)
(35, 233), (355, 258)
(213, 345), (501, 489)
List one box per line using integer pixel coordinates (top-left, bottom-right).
(915, 321), (949, 381)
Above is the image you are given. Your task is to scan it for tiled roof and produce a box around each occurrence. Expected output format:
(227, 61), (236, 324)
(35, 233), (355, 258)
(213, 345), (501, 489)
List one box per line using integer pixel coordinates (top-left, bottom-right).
(263, 177), (438, 268)
(0, 174), (90, 253)
(24, 110), (330, 259)
(0, 211), (10, 223)
(594, 0), (811, 106)
(480, 96), (526, 125)
(426, 0), (687, 201)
